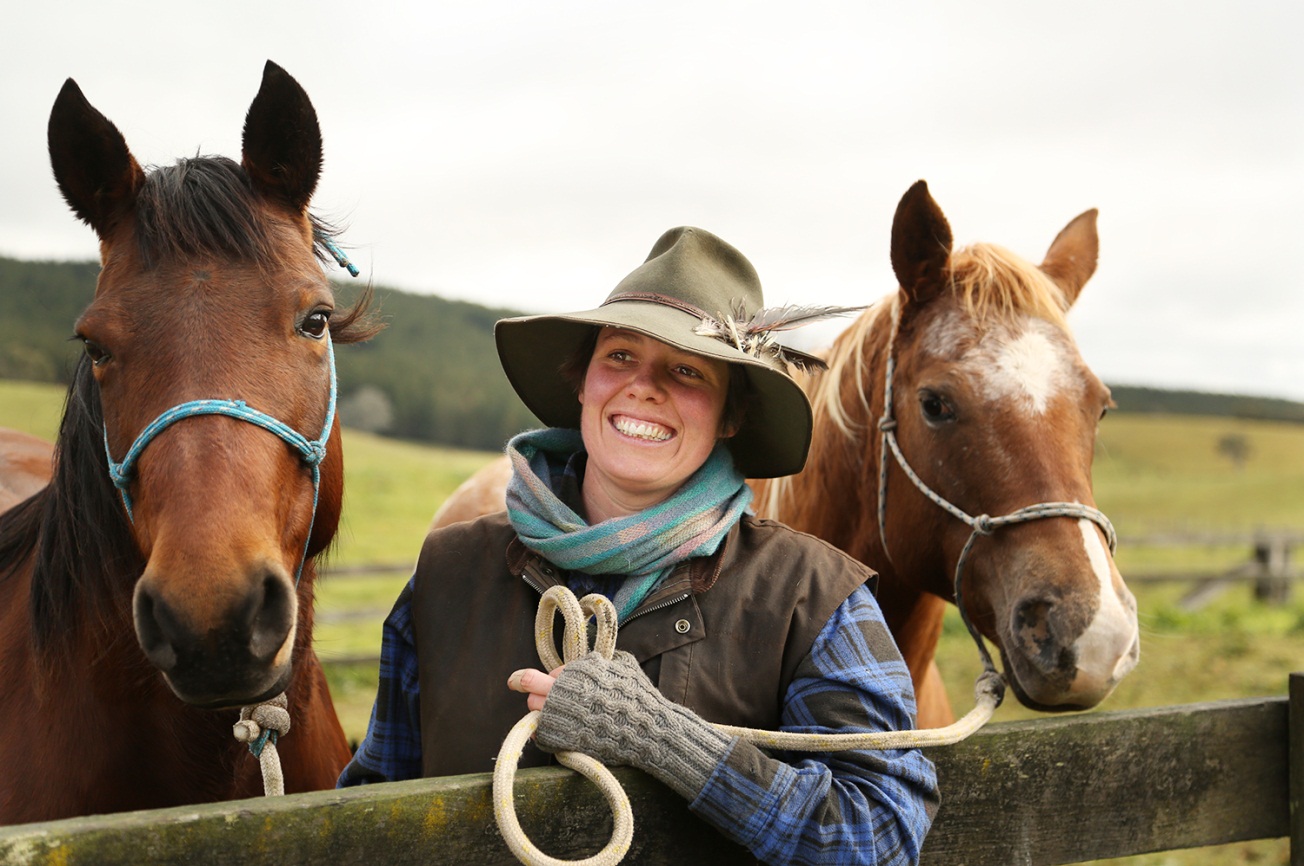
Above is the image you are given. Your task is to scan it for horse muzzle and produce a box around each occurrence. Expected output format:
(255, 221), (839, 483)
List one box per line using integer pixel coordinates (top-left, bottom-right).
(132, 563), (298, 708)
(999, 583), (1140, 711)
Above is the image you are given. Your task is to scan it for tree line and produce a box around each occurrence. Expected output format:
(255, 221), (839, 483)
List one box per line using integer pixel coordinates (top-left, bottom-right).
(3, 255), (1302, 452)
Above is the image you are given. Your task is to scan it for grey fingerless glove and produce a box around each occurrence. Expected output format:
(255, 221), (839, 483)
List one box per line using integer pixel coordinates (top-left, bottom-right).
(535, 650), (735, 801)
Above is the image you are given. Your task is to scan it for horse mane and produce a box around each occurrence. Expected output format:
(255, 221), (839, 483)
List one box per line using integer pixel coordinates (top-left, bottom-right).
(134, 156), (384, 344)
(808, 242), (1072, 448)
(947, 242), (1070, 331)
(0, 158), (379, 652)
(0, 356), (141, 650)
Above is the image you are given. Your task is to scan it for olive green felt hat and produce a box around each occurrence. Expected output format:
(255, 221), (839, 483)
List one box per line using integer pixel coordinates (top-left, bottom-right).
(496, 226), (841, 479)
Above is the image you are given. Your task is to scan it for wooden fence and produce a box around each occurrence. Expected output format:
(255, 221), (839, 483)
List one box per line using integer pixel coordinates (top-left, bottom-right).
(2, 674), (1301, 866)
(1118, 530), (1300, 609)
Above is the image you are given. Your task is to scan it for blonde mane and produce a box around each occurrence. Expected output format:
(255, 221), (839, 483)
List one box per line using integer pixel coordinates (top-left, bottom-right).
(807, 242), (1072, 446)
(948, 242), (1070, 330)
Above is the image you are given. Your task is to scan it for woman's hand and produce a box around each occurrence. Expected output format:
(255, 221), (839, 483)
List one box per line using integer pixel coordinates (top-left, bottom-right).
(507, 666), (561, 713)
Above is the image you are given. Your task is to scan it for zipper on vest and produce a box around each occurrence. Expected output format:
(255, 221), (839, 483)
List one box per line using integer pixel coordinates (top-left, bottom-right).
(622, 591), (690, 626)
(520, 568), (689, 628)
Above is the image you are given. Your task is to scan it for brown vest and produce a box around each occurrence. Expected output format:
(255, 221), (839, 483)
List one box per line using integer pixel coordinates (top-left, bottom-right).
(411, 511), (873, 778)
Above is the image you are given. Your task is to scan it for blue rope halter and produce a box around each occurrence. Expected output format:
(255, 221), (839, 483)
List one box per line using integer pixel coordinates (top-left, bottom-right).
(104, 337), (339, 585)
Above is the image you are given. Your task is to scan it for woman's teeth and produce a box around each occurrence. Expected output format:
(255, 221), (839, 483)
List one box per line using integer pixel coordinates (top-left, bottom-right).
(614, 417), (672, 441)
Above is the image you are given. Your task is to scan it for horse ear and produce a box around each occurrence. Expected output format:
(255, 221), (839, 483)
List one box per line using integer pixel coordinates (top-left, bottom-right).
(1039, 209), (1099, 308)
(890, 180), (954, 307)
(241, 61), (322, 214)
(47, 78), (145, 239)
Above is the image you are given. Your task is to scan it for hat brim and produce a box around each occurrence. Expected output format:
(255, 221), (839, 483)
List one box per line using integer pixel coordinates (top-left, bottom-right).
(495, 300), (812, 479)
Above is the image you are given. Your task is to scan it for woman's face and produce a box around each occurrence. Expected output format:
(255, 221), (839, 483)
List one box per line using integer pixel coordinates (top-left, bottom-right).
(578, 327), (734, 517)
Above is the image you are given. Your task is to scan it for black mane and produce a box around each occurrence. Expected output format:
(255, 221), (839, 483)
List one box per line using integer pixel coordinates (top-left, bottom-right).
(134, 155), (348, 277)
(0, 356), (142, 648)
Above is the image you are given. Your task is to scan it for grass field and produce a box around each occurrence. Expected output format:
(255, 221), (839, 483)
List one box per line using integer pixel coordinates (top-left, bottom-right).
(3, 379), (1303, 864)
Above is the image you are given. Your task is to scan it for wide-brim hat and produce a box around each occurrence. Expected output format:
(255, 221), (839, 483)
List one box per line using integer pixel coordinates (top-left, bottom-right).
(495, 226), (818, 478)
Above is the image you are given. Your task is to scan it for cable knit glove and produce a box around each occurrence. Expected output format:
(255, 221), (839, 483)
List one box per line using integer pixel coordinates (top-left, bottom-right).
(534, 650), (736, 801)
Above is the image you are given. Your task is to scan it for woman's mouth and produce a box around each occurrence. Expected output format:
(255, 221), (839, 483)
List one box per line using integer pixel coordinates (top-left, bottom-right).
(612, 415), (673, 442)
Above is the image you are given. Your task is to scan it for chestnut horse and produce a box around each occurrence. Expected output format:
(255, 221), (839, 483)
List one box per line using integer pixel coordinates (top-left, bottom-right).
(431, 181), (1139, 728)
(0, 62), (368, 822)
(753, 181), (1138, 726)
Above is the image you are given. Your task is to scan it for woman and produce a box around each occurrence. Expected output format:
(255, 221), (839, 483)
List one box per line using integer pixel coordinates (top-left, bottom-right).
(339, 227), (939, 865)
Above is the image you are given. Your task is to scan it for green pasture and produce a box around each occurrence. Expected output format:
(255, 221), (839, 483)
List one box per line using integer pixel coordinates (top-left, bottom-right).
(4, 379), (1303, 864)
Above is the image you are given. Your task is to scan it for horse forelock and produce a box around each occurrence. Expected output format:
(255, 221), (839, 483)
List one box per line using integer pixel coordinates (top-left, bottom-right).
(132, 157), (342, 278)
(130, 157), (379, 345)
(946, 243), (1070, 332)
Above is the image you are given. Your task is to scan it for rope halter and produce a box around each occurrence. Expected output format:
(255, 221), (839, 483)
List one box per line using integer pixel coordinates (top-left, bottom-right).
(101, 333), (339, 794)
(103, 336), (338, 586)
(874, 311), (1116, 677)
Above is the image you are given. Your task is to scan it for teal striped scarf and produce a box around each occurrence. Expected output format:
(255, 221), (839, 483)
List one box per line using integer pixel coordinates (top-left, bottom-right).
(505, 428), (752, 620)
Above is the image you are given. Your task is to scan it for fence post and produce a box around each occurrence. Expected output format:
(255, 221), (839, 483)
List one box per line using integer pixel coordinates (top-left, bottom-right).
(1254, 535), (1292, 605)
(1291, 672), (1304, 866)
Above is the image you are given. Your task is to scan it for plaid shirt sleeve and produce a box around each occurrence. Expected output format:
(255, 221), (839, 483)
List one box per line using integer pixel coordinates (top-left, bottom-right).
(690, 583), (940, 865)
(336, 577), (424, 787)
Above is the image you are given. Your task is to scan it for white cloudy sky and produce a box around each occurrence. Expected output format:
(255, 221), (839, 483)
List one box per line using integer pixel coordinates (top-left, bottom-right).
(3, 1), (1301, 399)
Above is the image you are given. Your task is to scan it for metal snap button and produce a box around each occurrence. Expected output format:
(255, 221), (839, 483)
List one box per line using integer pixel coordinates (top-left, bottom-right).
(674, 619), (691, 634)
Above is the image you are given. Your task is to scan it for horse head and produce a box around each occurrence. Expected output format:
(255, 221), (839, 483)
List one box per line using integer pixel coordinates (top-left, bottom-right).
(883, 180), (1139, 711)
(46, 62), (358, 708)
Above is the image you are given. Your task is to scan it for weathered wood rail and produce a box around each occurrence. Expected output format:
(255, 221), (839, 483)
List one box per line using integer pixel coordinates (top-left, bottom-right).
(2, 676), (1301, 865)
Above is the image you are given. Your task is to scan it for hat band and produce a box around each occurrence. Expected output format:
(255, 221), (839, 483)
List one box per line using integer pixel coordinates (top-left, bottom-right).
(600, 291), (714, 320)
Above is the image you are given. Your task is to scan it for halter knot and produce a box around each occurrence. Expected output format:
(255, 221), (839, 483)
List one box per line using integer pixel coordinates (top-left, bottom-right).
(973, 514), (996, 535)
(234, 693), (291, 758)
(304, 441), (328, 466)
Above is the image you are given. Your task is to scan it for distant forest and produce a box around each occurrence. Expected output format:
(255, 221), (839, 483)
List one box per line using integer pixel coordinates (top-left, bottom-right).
(3, 255), (1303, 451)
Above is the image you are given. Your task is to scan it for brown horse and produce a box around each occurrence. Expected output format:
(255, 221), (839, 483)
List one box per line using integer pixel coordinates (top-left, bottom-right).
(432, 181), (1139, 728)
(0, 62), (370, 823)
(0, 430), (53, 514)
(753, 181), (1138, 726)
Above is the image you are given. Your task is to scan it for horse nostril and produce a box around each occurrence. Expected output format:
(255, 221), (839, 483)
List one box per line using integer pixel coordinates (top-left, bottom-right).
(1012, 598), (1066, 675)
(248, 572), (295, 664)
(133, 583), (179, 673)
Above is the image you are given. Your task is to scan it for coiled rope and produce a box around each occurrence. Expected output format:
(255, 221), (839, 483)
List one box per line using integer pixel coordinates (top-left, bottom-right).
(494, 585), (1005, 866)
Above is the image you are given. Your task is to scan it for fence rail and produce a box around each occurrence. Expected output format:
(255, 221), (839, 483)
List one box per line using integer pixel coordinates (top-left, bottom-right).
(2, 677), (1300, 866)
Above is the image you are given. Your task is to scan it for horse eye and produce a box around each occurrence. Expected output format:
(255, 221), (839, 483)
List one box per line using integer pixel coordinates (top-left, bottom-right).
(81, 339), (111, 367)
(918, 390), (955, 423)
(300, 311), (330, 339)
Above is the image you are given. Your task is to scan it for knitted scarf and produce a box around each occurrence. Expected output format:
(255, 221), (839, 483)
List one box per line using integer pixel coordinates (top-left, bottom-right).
(505, 428), (752, 620)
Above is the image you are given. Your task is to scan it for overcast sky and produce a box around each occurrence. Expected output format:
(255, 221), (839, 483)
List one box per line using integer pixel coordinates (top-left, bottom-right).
(3, 1), (1301, 400)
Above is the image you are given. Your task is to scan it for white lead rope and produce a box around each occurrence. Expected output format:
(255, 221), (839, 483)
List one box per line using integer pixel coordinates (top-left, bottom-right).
(493, 585), (1004, 866)
(233, 692), (291, 797)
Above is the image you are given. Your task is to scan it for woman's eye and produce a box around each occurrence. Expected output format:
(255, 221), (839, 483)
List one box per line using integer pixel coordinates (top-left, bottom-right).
(919, 390), (955, 422)
(301, 311), (331, 339)
(82, 339), (111, 367)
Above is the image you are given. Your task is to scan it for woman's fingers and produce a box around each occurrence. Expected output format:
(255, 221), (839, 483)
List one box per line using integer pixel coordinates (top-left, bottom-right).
(508, 668), (558, 711)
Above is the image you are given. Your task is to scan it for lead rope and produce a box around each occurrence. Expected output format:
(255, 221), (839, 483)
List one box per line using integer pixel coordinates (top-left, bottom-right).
(494, 585), (1005, 866)
(232, 693), (292, 796)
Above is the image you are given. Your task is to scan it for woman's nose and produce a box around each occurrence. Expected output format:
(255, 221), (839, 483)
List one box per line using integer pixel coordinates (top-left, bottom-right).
(628, 367), (667, 399)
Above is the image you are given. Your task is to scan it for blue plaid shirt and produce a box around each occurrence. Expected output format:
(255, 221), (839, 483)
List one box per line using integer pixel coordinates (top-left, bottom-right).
(339, 578), (938, 865)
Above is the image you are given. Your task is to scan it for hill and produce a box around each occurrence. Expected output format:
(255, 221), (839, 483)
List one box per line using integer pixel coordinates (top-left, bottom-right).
(4, 256), (1303, 448)
(0, 256), (537, 451)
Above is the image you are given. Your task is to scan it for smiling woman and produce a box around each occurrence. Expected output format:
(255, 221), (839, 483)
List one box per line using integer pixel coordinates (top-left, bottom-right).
(340, 226), (939, 865)
(577, 328), (735, 520)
